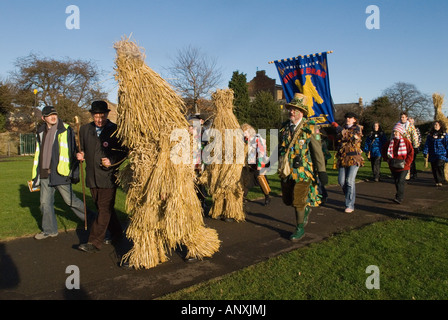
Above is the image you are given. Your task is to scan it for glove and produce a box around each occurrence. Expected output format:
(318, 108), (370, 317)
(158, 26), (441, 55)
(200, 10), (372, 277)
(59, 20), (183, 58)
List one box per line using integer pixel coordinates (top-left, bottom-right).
(318, 171), (328, 185)
(331, 122), (339, 128)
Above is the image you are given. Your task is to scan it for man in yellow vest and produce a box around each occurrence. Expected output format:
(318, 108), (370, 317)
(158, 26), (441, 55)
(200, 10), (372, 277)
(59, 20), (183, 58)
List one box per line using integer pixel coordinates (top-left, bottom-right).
(31, 106), (88, 239)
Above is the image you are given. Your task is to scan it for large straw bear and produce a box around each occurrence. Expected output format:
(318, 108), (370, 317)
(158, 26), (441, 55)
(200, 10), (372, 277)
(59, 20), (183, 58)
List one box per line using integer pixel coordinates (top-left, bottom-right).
(113, 36), (220, 269)
(200, 89), (246, 222)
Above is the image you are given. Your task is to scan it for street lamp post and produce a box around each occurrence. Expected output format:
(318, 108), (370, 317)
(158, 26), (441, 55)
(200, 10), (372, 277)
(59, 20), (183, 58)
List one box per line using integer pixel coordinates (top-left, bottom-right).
(33, 89), (38, 132)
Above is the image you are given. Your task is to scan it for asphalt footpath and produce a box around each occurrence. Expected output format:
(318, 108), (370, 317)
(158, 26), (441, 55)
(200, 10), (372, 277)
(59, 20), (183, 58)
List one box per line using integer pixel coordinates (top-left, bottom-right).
(0, 171), (446, 300)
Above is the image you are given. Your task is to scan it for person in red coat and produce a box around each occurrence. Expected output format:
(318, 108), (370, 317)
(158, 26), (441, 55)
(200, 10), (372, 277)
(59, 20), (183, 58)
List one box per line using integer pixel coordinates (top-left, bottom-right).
(381, 123), (414, 204)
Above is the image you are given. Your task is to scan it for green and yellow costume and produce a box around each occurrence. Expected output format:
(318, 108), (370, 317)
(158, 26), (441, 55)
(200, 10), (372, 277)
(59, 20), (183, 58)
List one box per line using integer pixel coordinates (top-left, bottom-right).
(278, 93), (327, 241)
(279, 118), (326, 208)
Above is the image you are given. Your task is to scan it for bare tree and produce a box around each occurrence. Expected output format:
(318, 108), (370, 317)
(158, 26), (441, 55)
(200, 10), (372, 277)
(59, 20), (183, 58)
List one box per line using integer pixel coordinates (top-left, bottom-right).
(167, 46), (222, 114)
(382, 82), (432, 122)
(11, 53), (107, 121)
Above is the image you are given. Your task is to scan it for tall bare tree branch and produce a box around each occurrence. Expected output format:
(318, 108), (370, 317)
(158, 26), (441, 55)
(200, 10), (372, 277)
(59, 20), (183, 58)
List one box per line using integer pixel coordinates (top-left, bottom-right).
(167, 46), (222, 114)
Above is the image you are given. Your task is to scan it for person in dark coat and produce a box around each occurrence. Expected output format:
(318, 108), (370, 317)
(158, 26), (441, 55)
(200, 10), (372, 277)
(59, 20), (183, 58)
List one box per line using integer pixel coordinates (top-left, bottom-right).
(363, 122), (387, 181)
(31, 106), (90, 239)
(76, 101), (128, 253)
(422, 120), (448, 186)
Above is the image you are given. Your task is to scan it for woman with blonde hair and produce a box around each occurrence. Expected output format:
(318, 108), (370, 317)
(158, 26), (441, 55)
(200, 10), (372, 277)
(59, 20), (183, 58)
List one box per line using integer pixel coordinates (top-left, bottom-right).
(241, 123), (271, 206)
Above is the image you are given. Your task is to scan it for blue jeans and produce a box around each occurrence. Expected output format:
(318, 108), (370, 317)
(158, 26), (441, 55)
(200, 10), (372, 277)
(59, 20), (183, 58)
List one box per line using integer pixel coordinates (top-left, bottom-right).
(40, 178), (85, 234)
(338, 166), (359, 210)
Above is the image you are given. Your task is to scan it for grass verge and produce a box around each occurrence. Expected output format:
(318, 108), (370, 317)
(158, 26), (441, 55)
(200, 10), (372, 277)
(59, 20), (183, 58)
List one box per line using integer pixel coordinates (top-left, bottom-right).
(160, 199), (448, 300)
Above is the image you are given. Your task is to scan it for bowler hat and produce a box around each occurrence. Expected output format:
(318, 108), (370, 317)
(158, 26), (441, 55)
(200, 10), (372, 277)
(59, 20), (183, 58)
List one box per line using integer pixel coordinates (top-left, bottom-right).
(285, 93), (309, 116)
(89, 101), (110, 114)
(42, 106), (58, 117)
(188, 113), (206, 121)
(344, 111), (358, 119)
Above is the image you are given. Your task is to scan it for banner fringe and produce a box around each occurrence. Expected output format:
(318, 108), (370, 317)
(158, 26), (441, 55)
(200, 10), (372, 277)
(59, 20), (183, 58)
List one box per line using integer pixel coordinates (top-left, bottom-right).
(268, 51), (333, 64)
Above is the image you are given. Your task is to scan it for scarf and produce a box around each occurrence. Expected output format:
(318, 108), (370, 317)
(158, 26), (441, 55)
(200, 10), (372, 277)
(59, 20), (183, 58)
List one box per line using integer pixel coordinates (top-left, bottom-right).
(388, 123), (407, 158)
(41, 120), (59, 169)
(387, 138), (407, 158)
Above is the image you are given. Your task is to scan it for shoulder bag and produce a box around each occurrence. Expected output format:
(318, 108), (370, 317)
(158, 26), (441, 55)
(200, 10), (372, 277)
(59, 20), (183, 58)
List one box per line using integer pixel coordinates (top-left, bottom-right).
(278, 122), (304, 179)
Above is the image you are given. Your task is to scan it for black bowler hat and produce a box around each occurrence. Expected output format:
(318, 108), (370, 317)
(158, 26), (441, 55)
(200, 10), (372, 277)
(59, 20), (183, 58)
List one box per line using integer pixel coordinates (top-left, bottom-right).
(89, 101), (110, 114)
(344, 111), (358, 119)
(188, 113), (206, 121)
(42, 106), (58, 117)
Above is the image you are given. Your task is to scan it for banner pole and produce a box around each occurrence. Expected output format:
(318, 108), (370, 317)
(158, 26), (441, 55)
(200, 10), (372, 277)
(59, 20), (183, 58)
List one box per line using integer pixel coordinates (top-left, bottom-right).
(268, 50), (333, 64)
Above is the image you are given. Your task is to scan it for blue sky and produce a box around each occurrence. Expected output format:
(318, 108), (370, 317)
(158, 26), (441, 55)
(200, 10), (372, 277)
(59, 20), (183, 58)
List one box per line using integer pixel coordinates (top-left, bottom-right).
(1, 0), (447, 114)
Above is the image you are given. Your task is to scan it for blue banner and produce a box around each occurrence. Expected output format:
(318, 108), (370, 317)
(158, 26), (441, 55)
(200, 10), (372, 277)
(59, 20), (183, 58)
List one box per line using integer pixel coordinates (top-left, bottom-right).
(274, 52), (335, 125)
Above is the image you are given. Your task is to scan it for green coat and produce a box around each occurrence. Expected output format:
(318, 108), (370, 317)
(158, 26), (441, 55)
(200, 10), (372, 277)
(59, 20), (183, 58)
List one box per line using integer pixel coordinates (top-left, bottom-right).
(279, 119), (326, 207)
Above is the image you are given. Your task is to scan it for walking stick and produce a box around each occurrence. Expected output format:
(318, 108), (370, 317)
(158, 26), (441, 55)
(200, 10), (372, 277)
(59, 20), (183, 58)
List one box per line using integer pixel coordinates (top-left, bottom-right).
(74, 116), (87, 230)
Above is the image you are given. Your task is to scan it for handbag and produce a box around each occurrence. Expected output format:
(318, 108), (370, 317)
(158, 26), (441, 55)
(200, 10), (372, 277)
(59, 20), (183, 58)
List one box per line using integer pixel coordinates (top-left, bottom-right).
(278, 122), (304, 179)
(389, 158), (405, 169)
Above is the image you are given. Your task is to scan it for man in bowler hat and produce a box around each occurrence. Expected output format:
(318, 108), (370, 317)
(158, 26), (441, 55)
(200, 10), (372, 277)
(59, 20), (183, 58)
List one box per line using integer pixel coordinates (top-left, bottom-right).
(77, 101), (128, 252)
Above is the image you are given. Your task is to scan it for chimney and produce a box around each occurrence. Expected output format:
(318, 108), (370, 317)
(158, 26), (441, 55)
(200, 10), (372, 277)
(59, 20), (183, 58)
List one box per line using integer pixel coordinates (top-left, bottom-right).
(359, 97), (363, 108)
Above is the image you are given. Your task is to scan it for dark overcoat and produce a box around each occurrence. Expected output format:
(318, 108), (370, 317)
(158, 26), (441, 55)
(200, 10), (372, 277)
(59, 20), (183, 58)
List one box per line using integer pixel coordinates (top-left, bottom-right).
(79, 120), (127, 189)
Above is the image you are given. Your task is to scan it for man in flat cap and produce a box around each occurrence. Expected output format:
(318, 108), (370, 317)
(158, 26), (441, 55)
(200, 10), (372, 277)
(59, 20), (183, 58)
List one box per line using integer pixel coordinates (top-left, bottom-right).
(278, 93), (328, 241)
(77, 101), (128, 253)
(31, 106), (89, 239)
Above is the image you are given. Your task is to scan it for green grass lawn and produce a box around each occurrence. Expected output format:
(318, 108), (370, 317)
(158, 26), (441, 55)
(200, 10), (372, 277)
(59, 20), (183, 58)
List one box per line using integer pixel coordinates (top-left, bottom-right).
(0, 156), (128, 240)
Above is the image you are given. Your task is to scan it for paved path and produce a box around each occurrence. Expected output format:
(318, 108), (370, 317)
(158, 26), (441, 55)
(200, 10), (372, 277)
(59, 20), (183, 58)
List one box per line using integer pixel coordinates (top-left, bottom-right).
(0, 171), (445, 300)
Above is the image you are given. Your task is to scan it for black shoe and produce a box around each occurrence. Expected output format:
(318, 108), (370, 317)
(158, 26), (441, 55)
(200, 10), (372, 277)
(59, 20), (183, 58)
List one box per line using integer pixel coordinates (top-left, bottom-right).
(78, 243), (100, 253)
(264, 196), (271, 206)
(393, 198), (402, 204)
(184, 257), (198, 263)
(119, 260), (134, 270)
(103, 234), (123, 245)
(320, 196), (328, 205)
(223, 217), (235, 222)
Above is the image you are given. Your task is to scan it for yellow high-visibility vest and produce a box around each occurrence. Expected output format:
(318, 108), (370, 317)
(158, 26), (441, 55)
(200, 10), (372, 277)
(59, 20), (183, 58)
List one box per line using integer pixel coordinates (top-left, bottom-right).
(32, 124), (71, 180)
